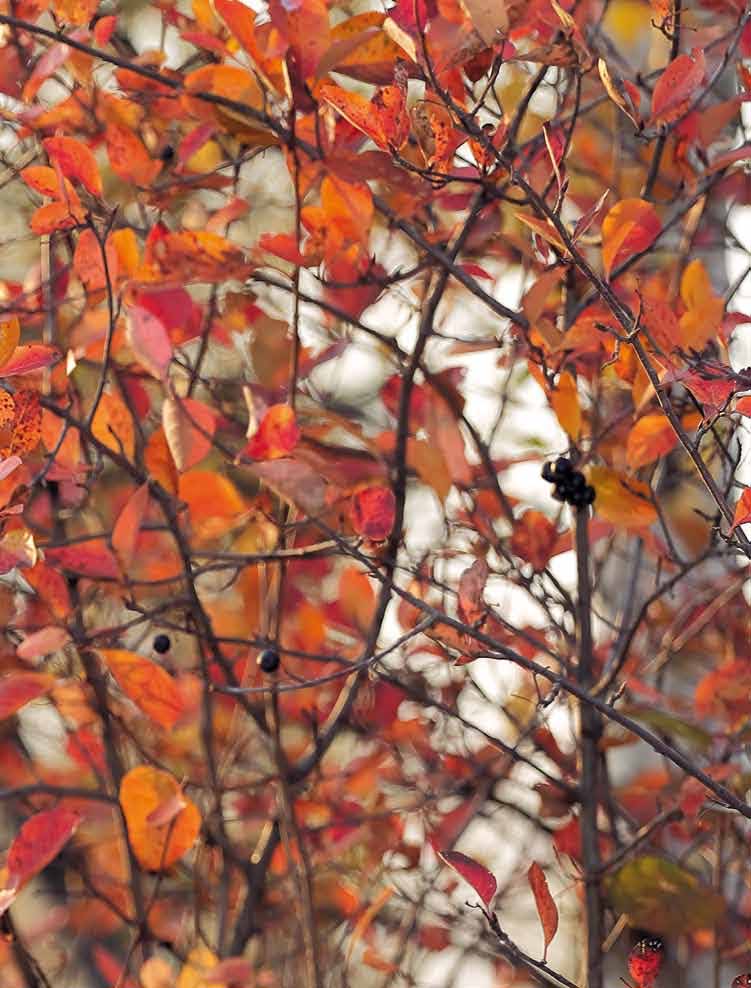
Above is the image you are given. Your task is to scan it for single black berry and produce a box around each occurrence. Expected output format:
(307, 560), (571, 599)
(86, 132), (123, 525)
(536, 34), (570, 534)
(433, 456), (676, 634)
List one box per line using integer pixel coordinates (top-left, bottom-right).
(554, 456), (573, 476)
(160, 144), (175, 162)
(258, 648), (280, 673)
(153, 634), (171, 654)
(541, 461), (556, 483)
(569, 472), (586, 491)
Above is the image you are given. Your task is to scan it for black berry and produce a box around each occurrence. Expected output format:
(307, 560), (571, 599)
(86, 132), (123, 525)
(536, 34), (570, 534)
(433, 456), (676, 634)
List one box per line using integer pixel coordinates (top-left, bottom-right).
(258, 648), (280, 673)
(541, 462), (556, 483)
(153, 634), (171, 654)
(554, 456), (573, 476)
(160, 145), (175, 162)
(583, 485), (596, 505)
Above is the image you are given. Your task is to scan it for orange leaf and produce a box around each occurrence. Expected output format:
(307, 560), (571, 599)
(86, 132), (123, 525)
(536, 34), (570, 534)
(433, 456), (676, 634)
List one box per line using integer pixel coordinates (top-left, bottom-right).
(30, 200), (84, 234)
(0, 807), (80, 915)
(43, 136), (103, 197)
(184, 64), (263, 109)
(626, 413), (679, 470)
(730, 487), (751, 533)
(601, 198), (661, 278)
(162, 397), (216, 472)
(320, 175), (374, 248)
(178, 471), (246, 541)
(527, 862), (559, 962)
(650, 48), (705, 126)
(0, 672), (55, 719)
(319, 82), (388, 149)
(112, 483), (150, 569)
(8, 390), (42, 456)
(351, 485), (395, 540)
(144, 426), (179, 494)
(242, 404), (300, 460)
(695, 659), (751, 726)
(98, 649), (184, 729)
(438, 850), (497, 906)
(119, 766), (201, 870)
(679, 259), (724, 350)
(550, 370), (581, 439)
(91, 392), (135, 460)
(587, 465), (657, 529)
(346, 886), (394, 966)
(105, 123), (162, 187)
(268, 0), (330, 78)
(371, 64), (410, 150)
(73, 228), (118, 294)
(150, 230), (250, 283)
(325, 12), (408, 85)
(20, 165), (81, 207)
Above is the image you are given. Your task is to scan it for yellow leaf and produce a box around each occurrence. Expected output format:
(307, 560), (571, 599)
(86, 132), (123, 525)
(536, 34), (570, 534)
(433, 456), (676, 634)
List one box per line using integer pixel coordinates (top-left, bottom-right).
(0, 316), (20, 370)
(587, 465), (657, 529)
(119, 766), (201, 871)
(176, 946), (219, 988)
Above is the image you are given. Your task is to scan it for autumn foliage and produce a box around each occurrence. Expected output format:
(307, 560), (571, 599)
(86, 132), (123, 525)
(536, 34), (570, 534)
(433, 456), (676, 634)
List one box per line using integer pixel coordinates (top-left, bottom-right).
(0, 0), (749, 985)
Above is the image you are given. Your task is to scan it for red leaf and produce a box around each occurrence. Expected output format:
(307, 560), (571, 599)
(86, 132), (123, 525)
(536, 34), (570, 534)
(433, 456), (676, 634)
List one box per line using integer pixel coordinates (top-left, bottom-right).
(112, 483), (150, 569)
(0, 807), (80, 915)
(0, 672), (55, 719)
(730, 487), (751, 533)
(650, 48), (705, 126)
(126, 305), (173, 379)
(628, 937), (664, 988)
(527, 862), (559, 962)
(439, 850), (497, 907)
(45, 540), (120, 579)
(1, 344), (59, 377)
(351, 485), (395, 540)
(601, 199), (661, 278)
(242, 404), (300, 460)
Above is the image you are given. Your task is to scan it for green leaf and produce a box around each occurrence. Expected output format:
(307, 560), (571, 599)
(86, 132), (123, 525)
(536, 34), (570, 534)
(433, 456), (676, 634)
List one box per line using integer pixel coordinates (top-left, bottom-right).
(622, 705), (712, 751)
(606, 856), (725, 935)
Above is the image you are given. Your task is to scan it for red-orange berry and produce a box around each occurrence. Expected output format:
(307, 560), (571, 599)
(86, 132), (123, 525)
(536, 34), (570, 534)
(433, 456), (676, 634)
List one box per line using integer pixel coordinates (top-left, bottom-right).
(628, 937), (664, 987)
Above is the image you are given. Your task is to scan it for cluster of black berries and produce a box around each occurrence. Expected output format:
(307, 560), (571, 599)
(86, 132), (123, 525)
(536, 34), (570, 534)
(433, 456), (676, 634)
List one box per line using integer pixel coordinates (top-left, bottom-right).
(541, 457), (595, 508)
